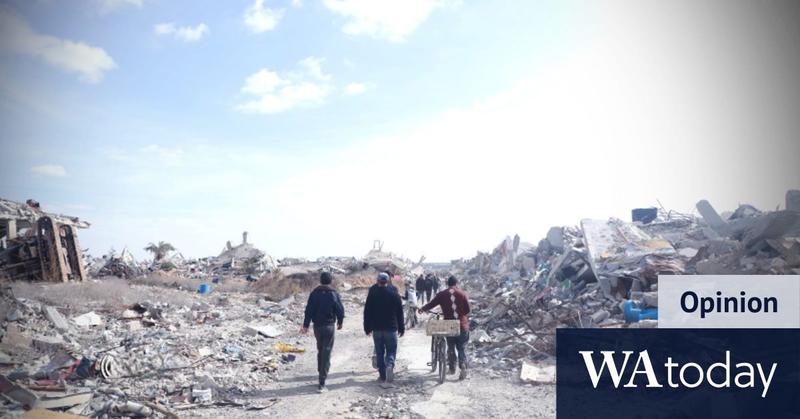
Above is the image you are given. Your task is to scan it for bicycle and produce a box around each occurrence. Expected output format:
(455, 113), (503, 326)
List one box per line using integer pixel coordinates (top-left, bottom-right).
(425, 312), (460, 384)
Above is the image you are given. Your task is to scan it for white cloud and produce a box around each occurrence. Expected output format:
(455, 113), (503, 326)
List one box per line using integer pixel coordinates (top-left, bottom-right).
(244, 0), (285, 33)
(237, 56), (332, 114)
(322, 0), (451, 42)
(344, 82), (367, 95)
(140, 144), (184, 163)
(154, 22), (208, 42)
(291, 0), (303, 7)
(30, 164), (67, 177)
(0, 11), (116, 83)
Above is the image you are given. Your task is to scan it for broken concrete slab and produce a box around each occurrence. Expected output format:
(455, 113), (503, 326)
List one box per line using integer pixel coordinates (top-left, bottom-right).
(72, 311), (103, 327)
(520, 361), (556, 384)
(243, 324), (284, 338)
(741, 210), (800, 248)
(43, 307), (69, 331)
(696, 200), (730, 236)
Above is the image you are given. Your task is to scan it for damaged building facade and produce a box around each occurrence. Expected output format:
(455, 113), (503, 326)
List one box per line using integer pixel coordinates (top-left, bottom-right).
(0, 198), (89, 282)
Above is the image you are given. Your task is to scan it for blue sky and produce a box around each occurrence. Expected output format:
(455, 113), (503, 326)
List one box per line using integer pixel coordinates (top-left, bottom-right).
(1, 1), (798, 261)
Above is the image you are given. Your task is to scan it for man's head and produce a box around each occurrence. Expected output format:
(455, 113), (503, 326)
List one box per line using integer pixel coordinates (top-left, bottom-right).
(320, 272), (333, 285)
(447, 276), (458, 287)
(377, 272), (390, 285)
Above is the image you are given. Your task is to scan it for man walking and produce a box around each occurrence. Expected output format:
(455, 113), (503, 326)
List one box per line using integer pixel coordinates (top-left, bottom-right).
(415, 274), (426, 303)
(423, 274), (434, 303)
(432, 273), (441, 294)
(419, 275), (471, 380)
(364, 272), (404, 387)
(301, 272), (345, 392)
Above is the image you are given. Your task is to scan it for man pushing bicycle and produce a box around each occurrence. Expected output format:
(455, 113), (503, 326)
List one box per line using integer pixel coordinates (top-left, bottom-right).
(418, 275), (471, 380)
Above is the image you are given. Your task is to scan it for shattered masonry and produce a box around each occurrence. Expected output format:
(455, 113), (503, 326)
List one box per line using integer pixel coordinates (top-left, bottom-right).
(452, 191), (799, 378)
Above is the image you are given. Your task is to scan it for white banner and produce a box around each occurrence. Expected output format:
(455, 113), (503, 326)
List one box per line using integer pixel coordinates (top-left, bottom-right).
(658, 275), (800, 328)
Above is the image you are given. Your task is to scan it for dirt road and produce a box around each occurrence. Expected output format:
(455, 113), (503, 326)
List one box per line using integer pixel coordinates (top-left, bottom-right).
(196, 302), (555, 419)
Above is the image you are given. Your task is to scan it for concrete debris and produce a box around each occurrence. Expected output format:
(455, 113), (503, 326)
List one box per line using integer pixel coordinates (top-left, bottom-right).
(72, 312), (103, 327)
(452, 191), (799, 373)
(1, 198), (89, 282)
(0, 275), (363, 417)
(43, 307), (70, 332)
(519, 361), (556, 384)
(91, 248), (143, 279)
(243, 324), (284, 338)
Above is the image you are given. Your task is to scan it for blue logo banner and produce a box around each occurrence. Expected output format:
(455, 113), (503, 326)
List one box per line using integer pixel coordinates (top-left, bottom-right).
(556, 329), (800, 419)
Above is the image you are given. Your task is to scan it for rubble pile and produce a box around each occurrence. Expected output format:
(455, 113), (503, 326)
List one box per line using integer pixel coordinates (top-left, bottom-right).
(88, 248), (145, 280)
(454, 191), (800, 374)
(0, 280), (362, 417)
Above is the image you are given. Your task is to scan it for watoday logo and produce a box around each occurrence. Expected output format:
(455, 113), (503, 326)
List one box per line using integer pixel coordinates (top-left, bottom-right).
(578, 350), (777, 398)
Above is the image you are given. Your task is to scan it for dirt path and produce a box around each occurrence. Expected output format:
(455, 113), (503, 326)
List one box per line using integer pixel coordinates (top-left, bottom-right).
(195, 302), (555, 419)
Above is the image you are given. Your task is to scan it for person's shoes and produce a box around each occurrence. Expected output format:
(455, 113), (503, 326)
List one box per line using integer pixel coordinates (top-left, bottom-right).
(386, 366), (394, 383)
(448, 365), (456, 375)
(317, 384), (328, 393)
(377, 375), (386, 383)
(458, 368), (468, 380)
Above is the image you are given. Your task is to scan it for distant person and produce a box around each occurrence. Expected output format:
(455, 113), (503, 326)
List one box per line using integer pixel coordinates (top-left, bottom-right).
(432, 274), (441, 293)
(364, 272), (405, 387)
(402, 278), (417, 306)
(423, 274), (434, 303)
(301, 272), (345, 393)
(419, 275), (471, 380)
(386, 271), (399, 295)
(415, 275), (426, 302)
(402, 278), (419, 328)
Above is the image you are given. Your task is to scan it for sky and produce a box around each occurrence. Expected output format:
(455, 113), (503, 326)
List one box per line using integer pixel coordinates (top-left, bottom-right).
(1, 0), (799, 262)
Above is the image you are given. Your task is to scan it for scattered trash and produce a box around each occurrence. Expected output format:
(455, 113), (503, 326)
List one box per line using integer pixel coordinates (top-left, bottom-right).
(273, 342), (305, 353)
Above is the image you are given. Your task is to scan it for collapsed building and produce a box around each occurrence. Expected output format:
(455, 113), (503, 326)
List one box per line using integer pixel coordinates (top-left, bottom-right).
(453, 190), (800, 375)
(0, 198), (89, 282)
(212, 231), (276, 275)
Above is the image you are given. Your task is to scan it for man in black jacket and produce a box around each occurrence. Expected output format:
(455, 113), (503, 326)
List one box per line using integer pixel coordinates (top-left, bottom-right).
(415, 275), (426, 302)
(423, 274), (434, 303)
(301, 272), (345, 392)
(363, 272), (404, 387)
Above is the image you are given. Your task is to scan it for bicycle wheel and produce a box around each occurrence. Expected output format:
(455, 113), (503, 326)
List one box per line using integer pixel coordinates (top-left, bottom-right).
(437, 339), (446, 384)
(430, 336), (438, 372)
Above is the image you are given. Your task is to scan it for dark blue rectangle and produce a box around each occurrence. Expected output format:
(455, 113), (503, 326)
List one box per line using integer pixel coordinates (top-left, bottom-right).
(556, 329), (800, 419)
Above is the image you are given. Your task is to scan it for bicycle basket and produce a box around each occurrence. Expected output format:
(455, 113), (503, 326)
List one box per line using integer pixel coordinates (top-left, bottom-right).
(425, 319), (460, 336)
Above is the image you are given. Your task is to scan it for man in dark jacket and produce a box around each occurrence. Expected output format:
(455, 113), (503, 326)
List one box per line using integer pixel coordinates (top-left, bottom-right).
(423, 274), (434, 303)
(364, 272), (404, 387)
(419, 275), (471, 380)
(301, 272), (345, 392)
(432, 274), (441, 293)
(415, 275), (426, 302)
